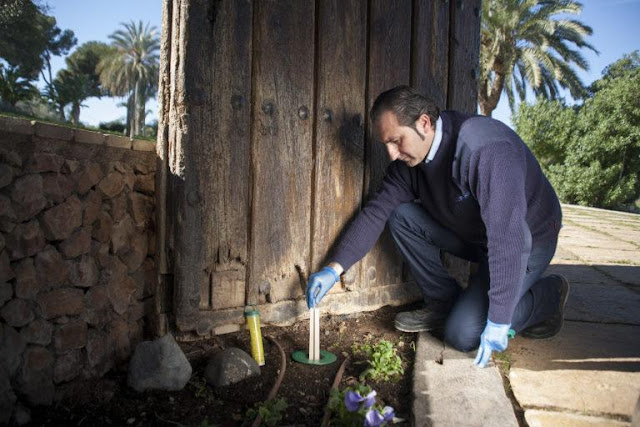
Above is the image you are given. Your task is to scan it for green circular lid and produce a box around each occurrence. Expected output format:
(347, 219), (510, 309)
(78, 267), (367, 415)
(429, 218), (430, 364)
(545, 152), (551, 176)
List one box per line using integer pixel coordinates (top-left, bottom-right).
(244, 306), (259, 316)
(292, 350), (337, 366)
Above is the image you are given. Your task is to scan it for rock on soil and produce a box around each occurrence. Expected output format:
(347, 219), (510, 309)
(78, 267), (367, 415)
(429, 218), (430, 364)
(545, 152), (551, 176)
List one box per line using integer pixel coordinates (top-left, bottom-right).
(127, 333), (192, 392)
(204, 347), (261, 388)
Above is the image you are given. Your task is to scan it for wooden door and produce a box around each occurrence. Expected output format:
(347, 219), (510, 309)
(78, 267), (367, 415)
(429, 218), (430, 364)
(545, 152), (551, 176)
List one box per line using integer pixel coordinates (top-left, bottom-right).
(157, 0), (481, 336)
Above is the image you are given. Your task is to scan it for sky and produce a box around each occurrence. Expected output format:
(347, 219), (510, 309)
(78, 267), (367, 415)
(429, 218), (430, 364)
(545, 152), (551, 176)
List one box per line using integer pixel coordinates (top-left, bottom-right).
(42, 0), (640, 128)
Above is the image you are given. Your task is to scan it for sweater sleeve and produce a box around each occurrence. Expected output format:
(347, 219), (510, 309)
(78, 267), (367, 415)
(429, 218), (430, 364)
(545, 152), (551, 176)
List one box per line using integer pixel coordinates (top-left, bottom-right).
(331, 162), (416, 271)
(469, 141), (532, 325)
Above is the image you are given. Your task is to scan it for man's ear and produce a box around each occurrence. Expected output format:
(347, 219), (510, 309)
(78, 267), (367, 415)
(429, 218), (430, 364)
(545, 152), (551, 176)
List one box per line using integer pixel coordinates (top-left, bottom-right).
(419, 114), (432, 133)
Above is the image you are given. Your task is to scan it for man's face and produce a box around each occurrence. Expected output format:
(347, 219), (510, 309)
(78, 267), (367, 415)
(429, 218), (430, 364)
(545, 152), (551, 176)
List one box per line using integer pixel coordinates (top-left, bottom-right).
(373, 111), (434, 168)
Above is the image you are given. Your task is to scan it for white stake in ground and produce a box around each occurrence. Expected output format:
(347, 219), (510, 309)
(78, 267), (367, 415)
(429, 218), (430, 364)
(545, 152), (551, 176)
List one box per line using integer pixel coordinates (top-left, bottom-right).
(309, 307), (320, 361)
(293, 307), (336, 366)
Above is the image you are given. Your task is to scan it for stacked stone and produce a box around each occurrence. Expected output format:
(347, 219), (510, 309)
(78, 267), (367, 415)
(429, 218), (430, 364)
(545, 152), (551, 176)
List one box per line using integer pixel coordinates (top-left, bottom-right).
(0, 143), (156, 417)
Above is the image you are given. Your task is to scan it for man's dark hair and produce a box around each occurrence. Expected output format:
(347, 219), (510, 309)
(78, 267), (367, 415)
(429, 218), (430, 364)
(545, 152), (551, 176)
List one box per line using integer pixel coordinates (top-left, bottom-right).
(370, 86), (440, 132)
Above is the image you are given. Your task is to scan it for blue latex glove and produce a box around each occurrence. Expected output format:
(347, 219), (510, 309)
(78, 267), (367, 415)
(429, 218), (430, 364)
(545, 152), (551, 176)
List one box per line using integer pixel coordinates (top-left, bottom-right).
(306, 266), (340, 308)
(473, 320), (511, 368)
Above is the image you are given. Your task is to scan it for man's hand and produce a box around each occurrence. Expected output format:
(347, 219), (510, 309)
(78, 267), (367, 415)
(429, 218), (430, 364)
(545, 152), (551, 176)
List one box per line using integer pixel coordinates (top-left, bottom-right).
(473, 320), (511, 368)
(306, 266), (340, 308)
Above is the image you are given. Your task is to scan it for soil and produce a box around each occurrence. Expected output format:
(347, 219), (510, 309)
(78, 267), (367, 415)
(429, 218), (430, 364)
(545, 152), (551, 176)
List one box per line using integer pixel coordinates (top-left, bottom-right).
(31, 304), (420, 426)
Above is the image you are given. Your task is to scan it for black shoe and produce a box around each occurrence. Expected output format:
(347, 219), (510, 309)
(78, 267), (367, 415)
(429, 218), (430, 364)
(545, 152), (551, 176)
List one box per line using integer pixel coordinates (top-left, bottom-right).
(521, 275), (570, 339)
(394, 300), (450, 332)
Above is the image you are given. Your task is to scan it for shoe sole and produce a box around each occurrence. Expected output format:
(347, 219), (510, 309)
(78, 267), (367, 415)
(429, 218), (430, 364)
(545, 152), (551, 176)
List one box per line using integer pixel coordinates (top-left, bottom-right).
(522, 275), (570, 340)
(394, 320), (443, 333)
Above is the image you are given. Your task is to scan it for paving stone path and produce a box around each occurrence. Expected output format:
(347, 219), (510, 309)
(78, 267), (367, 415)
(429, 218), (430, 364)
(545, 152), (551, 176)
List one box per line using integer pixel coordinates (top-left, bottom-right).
(509, 205), (640, 426)
(412, 205), (640, 426)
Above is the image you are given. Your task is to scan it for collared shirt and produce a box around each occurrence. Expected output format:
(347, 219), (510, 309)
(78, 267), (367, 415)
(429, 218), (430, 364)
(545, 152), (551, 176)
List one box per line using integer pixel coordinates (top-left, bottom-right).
(425, 116), (443, 164)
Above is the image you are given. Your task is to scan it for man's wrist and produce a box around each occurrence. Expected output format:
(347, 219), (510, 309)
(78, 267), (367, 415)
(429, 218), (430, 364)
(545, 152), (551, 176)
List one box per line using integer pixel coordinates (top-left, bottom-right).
(327, 262), (344, 276)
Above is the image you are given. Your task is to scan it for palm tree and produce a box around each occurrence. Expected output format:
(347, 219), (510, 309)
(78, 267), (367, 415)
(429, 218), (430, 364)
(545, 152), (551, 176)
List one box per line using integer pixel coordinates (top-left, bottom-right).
(479, 0), (597, 116)
(0, 64), (38, 106)
(98, 21), (159, 137)
(53, 68), (90, 124)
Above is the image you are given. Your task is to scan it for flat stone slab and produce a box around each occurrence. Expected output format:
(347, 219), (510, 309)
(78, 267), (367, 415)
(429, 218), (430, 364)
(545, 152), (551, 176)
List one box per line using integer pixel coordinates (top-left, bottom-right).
(565, 282), (640, 324)
(552, 247), (580, 262)
(558, 237), (638, 251)
(596, 229), (640, 246)
(544, 264), (613, 286)
(413, 332), (517, 427)
(524, 409), (629, 426)
(565, 247), (640, 265)
(594, 265), (640, 287)
(509, 322), (640, 419)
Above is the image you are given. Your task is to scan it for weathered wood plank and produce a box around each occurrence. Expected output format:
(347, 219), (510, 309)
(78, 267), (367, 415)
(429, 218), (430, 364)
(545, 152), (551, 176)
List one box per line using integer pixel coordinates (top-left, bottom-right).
(362, 0), (413, 290)
(155, 0), (174, 335)
(248, 0), (315, 305)
(170, 0), (253, 329)
(195, 0), (252, 310)
(167, 0), (203, 331)
(312, 0), (367, 293)
(447, 0), (481, 112)
(411, 0), (450, 108)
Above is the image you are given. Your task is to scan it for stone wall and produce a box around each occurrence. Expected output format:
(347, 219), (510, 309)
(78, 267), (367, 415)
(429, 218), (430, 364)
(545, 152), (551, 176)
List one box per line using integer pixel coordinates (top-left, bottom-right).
(0, 116), (157, 421)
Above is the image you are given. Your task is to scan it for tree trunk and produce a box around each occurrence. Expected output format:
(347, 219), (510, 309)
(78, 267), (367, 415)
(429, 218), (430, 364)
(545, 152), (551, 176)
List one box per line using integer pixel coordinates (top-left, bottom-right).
(136, 87), (146, 136)
(132, 80), (141, 137)
(71, 102), (80, 125)
(479, 71), (505, 116)
(125, 93), (135, 137)
(58, 102), (66, 121)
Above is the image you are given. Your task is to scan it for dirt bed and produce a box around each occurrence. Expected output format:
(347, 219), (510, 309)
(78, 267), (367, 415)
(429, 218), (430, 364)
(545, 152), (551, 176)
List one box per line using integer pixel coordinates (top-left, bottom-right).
(31, 304), (419, 426)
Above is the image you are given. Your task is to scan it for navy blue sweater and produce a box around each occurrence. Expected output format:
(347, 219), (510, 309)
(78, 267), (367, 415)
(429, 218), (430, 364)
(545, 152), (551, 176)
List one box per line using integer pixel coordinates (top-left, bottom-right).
(332, 111), (562, 324)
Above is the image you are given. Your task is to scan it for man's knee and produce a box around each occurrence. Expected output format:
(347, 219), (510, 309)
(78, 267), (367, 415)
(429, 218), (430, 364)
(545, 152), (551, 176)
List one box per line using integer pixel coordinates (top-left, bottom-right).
(388, 203), (417, 231)
(444, 315), (482, 352)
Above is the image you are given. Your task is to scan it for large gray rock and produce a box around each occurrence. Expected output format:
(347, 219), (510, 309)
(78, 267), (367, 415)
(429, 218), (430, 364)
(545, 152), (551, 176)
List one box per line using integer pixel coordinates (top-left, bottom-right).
(204, 347), (261, 388)
(127, 333), (192, 392)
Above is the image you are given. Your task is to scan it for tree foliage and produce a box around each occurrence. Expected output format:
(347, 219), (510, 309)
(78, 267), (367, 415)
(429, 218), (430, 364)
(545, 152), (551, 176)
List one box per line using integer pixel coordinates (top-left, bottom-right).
(515, 52), (640, 210)
(50, 42), (112, 124)
(0, 64), (38, 106)
(479, 0), (597, 116)
(98, 21), (159, 137)
(0, 0), (76, 113)
(0, 0), (50, 79)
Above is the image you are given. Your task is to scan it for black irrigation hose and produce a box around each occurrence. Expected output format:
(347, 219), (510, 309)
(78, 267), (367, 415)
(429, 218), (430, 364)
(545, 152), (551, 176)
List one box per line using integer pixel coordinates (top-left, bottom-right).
(321, 356), (350, 427)
(250, 335), (286, 427)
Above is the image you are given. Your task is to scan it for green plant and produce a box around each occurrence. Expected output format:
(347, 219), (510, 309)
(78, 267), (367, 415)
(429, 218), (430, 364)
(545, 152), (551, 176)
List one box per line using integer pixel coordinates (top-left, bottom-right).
(493, 351), (512, 372)
(242, 397), (288, 427)
(352, 339), (404, 382)
(188, 376), (215, 404)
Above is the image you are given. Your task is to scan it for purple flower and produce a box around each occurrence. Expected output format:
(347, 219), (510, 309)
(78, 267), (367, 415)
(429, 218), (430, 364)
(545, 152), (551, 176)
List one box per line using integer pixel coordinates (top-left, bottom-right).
(364, 406), (395, 427)
(344, 390), (377, 411)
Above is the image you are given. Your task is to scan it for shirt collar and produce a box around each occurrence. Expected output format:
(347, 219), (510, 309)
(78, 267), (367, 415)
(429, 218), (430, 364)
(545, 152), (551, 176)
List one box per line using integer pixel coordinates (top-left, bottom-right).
(424, 116), (443, 164)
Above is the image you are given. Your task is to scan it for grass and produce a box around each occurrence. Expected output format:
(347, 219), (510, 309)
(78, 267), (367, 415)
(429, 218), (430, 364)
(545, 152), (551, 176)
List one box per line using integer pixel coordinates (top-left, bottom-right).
(493, 351), (512, 373)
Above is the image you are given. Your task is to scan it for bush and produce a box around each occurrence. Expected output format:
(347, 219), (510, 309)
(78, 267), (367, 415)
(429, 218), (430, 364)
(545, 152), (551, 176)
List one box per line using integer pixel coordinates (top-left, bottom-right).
(514, 52), (640, 211)
(99, 119), (126, 133)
